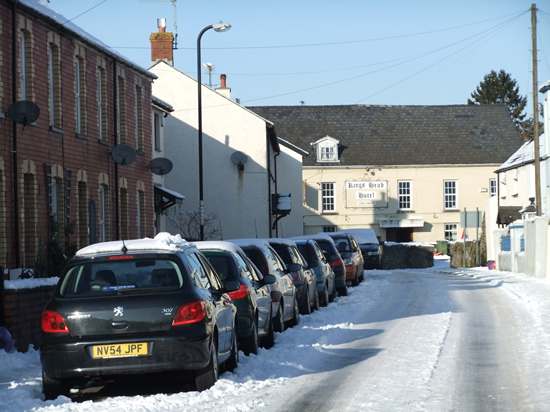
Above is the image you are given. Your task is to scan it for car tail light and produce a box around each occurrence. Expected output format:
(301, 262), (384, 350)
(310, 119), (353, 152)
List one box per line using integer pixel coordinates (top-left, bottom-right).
(42, 310), (69, 333)
(173, 301), (207, 326)
(331, 258), (344, 269)
(228, 284), (249, 300)
(290, 271), (301, 282)
(109, 255), (134, 260)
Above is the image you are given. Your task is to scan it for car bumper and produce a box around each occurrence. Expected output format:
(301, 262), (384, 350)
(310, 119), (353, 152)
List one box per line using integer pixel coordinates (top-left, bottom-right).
(363, 255), (380, 269)
(41, 328), (211, 380)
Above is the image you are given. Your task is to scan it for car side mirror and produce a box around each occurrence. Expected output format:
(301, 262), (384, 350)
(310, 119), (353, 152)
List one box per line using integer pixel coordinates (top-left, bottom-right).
(262, 274), (276, 285)
(286, 262), (301, 273)
(225, 280), (240, 293)
(308, 260), (319, 269)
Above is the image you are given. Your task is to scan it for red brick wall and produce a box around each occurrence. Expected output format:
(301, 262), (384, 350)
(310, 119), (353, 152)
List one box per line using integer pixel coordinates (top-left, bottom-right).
(0, 3), (156, 271)
(3, 285), (56, 352)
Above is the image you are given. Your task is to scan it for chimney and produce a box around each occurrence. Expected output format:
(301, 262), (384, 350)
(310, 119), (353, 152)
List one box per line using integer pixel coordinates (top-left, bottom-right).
(150, 18), (174, 67)
(215, 74), (231, 99)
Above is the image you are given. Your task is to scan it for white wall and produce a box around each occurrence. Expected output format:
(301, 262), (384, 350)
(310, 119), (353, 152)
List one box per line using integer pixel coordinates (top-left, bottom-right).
(150, 62), (278, 239)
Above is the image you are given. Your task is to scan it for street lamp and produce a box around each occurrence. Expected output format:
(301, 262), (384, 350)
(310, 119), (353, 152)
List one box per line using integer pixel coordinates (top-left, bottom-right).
(197, 21), (231, 241)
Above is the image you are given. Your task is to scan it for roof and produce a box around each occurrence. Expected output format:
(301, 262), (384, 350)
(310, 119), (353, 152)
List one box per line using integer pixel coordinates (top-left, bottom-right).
(246, 104), (522, 167)
(152, 95), (174, 113)
(76, 233), (192, 256)
(495, 140), (534, 173)
(18, 0), (155, 79)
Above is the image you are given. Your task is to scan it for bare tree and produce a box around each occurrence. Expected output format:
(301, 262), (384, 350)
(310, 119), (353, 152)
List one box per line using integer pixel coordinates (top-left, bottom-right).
(167, 208), (221, 241)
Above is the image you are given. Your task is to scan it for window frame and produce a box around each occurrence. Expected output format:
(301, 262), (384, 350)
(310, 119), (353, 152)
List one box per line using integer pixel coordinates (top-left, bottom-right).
(398, 180), (412, 210)
(443, 180), (458, 210)
(444, 223), (458, 241)
(322, 182), (335, 213)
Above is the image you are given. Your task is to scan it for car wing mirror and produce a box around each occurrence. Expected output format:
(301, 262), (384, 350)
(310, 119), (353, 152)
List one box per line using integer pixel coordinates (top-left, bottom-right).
(286, 262), (301, 273)
(261, 274), (277, 285)
(308, 260), (319, 269)
(225, 280), (240, 293)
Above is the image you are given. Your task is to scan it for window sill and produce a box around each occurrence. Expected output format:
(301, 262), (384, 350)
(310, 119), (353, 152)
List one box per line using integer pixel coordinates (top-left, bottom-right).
(99, 139), (110, 146)
(322, 211), (339, 215)
(50, 126), (63, 134)
(137, 150), (145, 156)
(443, 208), (459, 212)
(397, 209), (414, 213)
(77, 133), (88, 140)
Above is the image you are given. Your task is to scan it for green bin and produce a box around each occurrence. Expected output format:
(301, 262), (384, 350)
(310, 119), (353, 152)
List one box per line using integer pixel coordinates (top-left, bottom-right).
(436, 240), (448, 255)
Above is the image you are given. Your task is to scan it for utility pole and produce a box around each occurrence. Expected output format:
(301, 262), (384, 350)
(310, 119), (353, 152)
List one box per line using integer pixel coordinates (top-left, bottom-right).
(532, 3), (541, 216)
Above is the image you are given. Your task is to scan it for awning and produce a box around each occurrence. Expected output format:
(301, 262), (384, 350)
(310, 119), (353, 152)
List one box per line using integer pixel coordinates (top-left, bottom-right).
(496, 206), (522, 225)
(154, 186), (185, 213)
(376, 216), (424, 228)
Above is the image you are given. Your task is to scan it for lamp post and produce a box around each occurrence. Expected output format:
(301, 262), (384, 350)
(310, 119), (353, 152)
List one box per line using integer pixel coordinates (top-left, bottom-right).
(197, 22), (231, 241)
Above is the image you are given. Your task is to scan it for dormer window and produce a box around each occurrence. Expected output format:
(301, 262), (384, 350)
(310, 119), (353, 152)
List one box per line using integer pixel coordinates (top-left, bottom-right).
(312, 135), (340, 163)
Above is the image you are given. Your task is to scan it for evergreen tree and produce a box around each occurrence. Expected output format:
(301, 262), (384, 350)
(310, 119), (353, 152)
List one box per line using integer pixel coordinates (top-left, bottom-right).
(468, 69), (527, 133)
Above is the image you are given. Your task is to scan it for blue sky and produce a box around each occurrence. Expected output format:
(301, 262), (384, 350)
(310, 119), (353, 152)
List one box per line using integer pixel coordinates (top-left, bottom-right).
(47, 0), (550, 118)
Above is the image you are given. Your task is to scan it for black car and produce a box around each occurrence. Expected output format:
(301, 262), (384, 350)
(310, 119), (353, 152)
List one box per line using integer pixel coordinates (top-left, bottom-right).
(40, 234), (239, 399)
(290, 234), (347, 297)
(336, 229), (381, 269)
(196, 241), (276, 355)
(267, 238), (319, 315)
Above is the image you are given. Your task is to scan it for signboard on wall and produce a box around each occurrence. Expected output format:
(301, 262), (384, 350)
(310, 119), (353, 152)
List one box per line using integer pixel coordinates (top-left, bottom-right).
(345, 181), (388, 208)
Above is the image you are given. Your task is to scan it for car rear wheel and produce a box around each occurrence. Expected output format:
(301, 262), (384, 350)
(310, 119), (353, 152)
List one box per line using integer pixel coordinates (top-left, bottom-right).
(241, 318), (259, 356)
(42, 370), (70, 400)
(287, 296), (300, 328)
(225, 328), (239, 372)
(351, 271), (359, 286)
(195, 340), (218, 391)
(337, 286), (348, 297)
(319, 285), (329, 307)
(273, 301), (285, 333)
(300, 288), (312, 315)
(262, 315), (275, 349)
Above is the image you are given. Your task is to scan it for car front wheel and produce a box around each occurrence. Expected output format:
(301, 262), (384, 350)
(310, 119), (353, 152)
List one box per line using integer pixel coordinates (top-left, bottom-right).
(287, 297), (300, 328)
(273, 301), (285, 333)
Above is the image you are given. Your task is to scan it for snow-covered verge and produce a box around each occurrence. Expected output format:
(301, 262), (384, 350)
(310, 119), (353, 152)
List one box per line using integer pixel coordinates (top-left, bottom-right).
(1, 258), (550, 412)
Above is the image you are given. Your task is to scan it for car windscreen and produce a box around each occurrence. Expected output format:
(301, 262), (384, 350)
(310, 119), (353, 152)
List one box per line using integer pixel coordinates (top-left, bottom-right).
(296, 244), (314, 262)
(202, 252), (237, 282)
(271, 244), (291, 264)
(58, 256), (190, 298)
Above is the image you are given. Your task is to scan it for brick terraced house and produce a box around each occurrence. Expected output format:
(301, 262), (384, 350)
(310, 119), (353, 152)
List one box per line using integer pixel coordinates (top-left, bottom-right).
(0, 0), (157, 275)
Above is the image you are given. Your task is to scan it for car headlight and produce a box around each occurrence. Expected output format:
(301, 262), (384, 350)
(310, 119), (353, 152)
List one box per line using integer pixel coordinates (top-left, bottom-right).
(368, 251), (379, 256)
(344, 258), (353, 265)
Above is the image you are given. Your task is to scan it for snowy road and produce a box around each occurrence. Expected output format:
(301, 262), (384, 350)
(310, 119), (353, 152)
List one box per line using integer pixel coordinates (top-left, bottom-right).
(2, 260), (550, 411)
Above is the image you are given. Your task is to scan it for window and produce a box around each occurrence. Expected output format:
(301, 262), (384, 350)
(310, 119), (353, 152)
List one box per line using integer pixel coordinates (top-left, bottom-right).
(444, 223), (457, 241)
(20, 31), (27, 100)
(48, 44), (61, 129)
(490, 178), (497, 197)
(78, 182), (87, 248)
(444, 180), (457, 210)
(321, 146), (335, 161)
(513, 169), (519, 197)
(99, 185), (107, 242)
(117, 76), (126, 144)
(500, 173), (507, 198)
(135, 86), (143, 152)
(23, 172), (37, 265)
(120, 188), (128, 239)
(323, 226), (336, 232)
(64, 169), (72, 231)
(154, 112), (161, 151)
(322, 182), (335, 212)
(314, 136), (340, 163)
(97, 68), (107, 141)
(398, 181), (411, 210)
(137, 190), (146, 238)
(75, 58), (86, 135)
(187, 253), (212, 290)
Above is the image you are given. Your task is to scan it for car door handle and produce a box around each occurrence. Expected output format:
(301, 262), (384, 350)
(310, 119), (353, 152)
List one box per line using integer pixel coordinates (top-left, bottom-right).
(111, 321), (129, 329)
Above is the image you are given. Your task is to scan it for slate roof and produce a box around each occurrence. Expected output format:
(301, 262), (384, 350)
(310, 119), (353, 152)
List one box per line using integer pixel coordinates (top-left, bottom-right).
(246, 104), (522, 167)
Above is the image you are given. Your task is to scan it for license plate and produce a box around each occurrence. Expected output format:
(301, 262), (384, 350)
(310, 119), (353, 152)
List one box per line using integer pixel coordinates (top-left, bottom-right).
(92, 342), (148, 358)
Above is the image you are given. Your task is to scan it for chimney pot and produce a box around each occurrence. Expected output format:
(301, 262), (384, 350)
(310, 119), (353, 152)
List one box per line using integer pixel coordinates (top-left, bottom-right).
(221, 74), (227, 88)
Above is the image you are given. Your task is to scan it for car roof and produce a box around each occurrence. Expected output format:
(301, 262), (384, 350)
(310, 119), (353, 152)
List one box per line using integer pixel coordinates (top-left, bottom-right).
(195, 240), (245, 255)
(75, 232), (193, 257)
(265, 238), (298, 247)
(334, 229), (379, 245)
(290, 234), (337, 245)
(226, 238), (274, 252)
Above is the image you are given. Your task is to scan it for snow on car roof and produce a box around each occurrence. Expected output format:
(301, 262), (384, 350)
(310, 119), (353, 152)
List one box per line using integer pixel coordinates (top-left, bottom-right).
(289, 234), (336, 244)
(195, 241), (244, 254)
(225, 238), (273, 251)
(265, 238), (298, 246)
(75, 233), (192, 256)
(335, 229), (379, 245)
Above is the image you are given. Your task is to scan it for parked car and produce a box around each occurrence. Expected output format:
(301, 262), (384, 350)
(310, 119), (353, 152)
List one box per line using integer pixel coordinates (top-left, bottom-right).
(336, 228), (381, 269)
(40, 234), (239, 399)
(227, 238), (300, 331)
(196, 241), (276, 354)
(291, 234), (347, 297)
(292, 238), (336, 306)
(326, 233), (364, 286)
(266, 238), (319, 315)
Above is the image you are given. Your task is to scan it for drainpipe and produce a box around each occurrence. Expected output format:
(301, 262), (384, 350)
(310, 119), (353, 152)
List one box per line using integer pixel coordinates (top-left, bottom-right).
(273, 150), (280, 237)
(266, 133), (272, 237)
(12, 0), (21, 267)
(113, 60), (119, 240)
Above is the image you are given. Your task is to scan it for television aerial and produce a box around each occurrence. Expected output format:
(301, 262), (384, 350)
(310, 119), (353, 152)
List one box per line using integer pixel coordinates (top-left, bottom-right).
(230, 151), (248, 171)
(148, 157), (173, 176)
(111, 144), (137, 165)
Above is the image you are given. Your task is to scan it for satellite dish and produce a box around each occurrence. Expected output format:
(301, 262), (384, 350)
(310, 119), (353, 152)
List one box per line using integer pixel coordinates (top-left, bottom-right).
(8, 101), (40, 125)
(148, 157), (173, 176)
(111, 144), (137, 165)
(231, 151), (248, 171)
